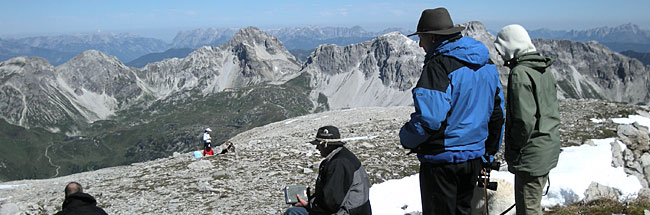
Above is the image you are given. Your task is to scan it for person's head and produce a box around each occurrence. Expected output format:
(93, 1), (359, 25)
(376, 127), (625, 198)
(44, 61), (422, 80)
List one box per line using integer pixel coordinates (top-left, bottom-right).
(407, 7), (465, 53)
(205, 128), (212, 133)
(64, 182), (83, 197)
(309, 126), (345, 157)
(494, 24), (536, 62)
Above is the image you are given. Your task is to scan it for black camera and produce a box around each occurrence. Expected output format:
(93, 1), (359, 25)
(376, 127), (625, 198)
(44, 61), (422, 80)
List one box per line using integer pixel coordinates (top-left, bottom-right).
(477, 161), (500, 191)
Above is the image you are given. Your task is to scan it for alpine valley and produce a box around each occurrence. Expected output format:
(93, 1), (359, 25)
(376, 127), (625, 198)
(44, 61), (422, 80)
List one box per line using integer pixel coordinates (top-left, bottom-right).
(1, 21), (649, 183)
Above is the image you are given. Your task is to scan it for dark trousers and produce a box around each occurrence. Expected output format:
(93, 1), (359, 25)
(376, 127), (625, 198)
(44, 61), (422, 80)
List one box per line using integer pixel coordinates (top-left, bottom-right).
(419, 158), (481, 215)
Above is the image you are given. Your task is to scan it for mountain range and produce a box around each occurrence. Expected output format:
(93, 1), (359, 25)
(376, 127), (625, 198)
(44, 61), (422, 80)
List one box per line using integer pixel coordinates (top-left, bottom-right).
(0, 33), (169, 65)
(529, 23), (650, 53)
(1, 22), (649, 181)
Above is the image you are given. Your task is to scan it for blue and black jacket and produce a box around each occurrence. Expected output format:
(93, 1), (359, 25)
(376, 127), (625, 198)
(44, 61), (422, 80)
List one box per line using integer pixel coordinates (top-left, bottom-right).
(399, 35), (505, 164)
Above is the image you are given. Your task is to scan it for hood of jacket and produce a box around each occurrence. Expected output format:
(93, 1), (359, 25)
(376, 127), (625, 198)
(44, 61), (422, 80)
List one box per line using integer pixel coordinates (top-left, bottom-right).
(427, 36), (491, 66)
(62, 192), (98, 209)
(512, 52), (554, 72)
(494, 24), (537, 61)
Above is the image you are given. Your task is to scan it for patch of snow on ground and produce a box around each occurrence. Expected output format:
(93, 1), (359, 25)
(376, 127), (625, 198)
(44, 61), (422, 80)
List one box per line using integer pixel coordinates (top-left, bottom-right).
(492, 138), (642, 206)
(369, 115), (650, 213)
(541, 138), (638, 206)
(612, 115), (650, 128)
(0, 185), (23, 190)
(369, 174), (421, 215)
(590, 118), (606, 123)
(369, 139), (642, 214)
(284, 119), (297, 124)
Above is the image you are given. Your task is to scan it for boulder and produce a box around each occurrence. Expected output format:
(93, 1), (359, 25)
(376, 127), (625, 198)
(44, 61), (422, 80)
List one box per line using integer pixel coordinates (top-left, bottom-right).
(583, 182), (622, 202)
(610, 141), (624, 168)
(617, 123), (649, 153)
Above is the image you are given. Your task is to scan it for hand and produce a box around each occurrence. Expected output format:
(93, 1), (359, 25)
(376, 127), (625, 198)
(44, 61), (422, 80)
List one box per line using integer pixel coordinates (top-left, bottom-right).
(293, 194), (307, 207)
(480, 168), (490, 176)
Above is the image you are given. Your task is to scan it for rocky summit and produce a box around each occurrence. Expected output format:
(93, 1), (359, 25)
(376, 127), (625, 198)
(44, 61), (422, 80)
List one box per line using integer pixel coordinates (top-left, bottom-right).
(1, 99), (649, 214)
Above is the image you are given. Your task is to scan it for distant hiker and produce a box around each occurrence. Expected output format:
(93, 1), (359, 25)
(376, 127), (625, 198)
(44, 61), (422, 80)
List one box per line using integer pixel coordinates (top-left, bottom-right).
(400, 7), (505, 215)
(220, 140), (235, 154)
(203, 128), (215, 156)
(55, 182), (108, 215)
(284, 126), (372, 215)
(494, 24), (561, 215)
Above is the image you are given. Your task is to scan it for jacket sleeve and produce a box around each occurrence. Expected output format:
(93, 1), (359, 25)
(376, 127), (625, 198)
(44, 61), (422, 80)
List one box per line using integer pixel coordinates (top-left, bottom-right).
(507, 70), (537, 151)
(400, 87), (451, 149)
(484, 80), (505, 161)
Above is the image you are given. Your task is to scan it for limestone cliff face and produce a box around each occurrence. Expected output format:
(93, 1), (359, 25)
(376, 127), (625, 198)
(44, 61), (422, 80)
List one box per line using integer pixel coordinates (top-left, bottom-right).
(0, 57), (87, 133)
(534, 39), (650, 104)
(302, 32), (424, 109)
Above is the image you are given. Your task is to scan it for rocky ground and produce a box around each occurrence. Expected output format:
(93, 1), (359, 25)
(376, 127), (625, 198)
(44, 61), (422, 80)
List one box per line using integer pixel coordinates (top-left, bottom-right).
(0, 99), (648, 214)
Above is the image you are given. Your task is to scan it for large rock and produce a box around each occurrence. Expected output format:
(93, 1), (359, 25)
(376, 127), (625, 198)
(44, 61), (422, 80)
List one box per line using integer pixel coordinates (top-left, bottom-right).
(583, 182), (622, 202)
(615, 122), (650, 188)
(618, 123), (650, 153)
(471, 179), (515, 215)
(611, 141), (625, 168)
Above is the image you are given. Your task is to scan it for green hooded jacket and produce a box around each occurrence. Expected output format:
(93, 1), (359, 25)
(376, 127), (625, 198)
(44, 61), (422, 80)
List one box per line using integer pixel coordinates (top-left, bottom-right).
(504, 52), (561, 176)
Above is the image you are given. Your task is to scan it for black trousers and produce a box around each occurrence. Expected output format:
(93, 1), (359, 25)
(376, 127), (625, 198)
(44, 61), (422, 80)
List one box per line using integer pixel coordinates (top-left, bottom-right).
(419, 158), (481, 215)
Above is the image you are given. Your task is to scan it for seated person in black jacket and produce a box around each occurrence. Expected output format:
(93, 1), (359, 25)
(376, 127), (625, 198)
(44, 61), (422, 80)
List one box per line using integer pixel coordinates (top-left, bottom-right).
(55, 182), (108, 215)
(285, 126), (372, 215)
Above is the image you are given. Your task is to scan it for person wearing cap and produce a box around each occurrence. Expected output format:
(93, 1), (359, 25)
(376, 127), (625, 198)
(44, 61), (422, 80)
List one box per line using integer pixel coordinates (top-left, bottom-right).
(203, 128), (215, 156)
(399, 7), (505, 215)
(285, 126), (372, 215)
(494, 24), (560, 215)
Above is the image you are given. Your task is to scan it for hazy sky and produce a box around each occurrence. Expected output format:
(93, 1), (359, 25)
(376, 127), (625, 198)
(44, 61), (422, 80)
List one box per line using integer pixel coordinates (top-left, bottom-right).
(2, 0), (649, 42)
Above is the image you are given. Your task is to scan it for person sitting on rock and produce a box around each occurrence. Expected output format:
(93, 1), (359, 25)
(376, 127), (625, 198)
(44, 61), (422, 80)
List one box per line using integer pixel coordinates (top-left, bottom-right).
(284, 125), (372, 215)
(220, 140), (235, 154)
(203, 128), (215, 156)
(55, 182), (108, 215)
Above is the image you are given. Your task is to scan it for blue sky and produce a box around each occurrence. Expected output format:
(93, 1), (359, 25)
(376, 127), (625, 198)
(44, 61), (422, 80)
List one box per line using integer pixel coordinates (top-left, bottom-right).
(2, 0), (649, 42)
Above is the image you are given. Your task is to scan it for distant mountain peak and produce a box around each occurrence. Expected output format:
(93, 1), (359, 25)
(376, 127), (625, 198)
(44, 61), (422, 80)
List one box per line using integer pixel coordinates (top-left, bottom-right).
(63, 50), (124, 66)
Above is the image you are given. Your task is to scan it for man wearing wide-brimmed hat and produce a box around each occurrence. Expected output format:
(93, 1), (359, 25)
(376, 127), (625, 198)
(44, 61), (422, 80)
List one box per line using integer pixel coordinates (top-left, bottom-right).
(400, 7), (505, 215)
(285, 126), (372, 215)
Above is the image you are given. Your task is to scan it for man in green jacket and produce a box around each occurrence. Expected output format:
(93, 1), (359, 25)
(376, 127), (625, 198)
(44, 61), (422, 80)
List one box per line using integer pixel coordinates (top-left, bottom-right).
(494, 24), (561, 215)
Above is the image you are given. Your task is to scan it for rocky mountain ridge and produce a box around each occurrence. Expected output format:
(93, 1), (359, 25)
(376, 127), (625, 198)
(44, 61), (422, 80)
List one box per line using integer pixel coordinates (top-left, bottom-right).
(0, 27), (302, 132)
(173, 25), (410, 51)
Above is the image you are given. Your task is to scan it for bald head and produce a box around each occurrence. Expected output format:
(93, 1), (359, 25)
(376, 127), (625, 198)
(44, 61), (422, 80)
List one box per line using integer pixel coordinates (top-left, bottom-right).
(64, 182), (83, 197)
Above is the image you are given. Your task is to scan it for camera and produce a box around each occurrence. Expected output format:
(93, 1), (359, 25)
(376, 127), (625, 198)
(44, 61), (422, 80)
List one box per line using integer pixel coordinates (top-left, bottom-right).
(477, 161), (500, 191)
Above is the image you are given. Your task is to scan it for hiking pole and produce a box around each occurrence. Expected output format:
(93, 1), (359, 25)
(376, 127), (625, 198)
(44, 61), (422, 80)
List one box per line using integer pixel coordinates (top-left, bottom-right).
(500, 203), (515, 215)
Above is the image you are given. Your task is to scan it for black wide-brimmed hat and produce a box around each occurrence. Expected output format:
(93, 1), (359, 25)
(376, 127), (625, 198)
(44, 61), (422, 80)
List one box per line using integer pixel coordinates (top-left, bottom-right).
(308, 125), (345, 146)
(407, 7), (465, 37)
